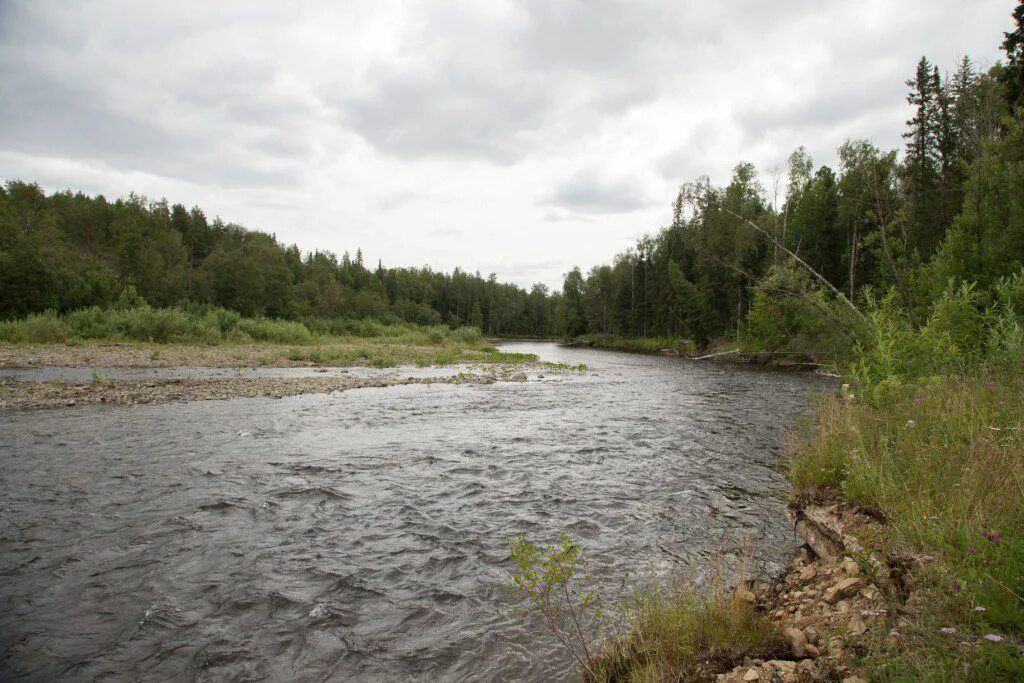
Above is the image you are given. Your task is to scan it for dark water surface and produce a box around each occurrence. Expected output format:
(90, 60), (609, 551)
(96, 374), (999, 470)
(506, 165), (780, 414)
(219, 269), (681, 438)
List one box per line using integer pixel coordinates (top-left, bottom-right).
(0, 343), (833, 681)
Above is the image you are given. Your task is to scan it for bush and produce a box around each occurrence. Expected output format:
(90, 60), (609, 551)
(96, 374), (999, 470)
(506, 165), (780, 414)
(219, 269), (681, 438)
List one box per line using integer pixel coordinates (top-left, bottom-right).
(451, 326), (483, 344)
(0, 310), (68, 343)
(850, 291), (960, 402)
(236, 316), (312, 344)
(743, 266), (859, 359)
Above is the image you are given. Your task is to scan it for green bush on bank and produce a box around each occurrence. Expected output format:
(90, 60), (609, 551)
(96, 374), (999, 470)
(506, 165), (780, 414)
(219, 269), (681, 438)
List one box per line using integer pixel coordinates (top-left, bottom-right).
(0, 304), (487, 348)
(850, 271), (1024, 403)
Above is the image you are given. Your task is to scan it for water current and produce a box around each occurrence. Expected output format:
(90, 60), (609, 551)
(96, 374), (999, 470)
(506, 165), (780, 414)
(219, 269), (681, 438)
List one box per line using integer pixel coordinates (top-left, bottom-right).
(0, 342), (834, 681)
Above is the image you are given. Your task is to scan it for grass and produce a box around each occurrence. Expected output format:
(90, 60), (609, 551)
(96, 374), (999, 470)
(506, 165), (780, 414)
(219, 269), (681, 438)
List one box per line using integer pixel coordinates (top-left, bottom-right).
(277, 343), (535, 368)
(592, 578), (784, 681)
(789, 371), (1024, 680)
(0, 306), (543, 368)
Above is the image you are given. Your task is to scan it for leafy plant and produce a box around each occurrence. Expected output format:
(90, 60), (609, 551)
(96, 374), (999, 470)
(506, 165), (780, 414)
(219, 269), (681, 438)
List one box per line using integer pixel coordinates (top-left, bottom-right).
(508, 532), (604, 676)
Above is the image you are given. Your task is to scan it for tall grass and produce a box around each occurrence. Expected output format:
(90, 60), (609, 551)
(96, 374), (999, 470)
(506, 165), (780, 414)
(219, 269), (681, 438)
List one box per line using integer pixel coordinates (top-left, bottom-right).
(593, 578), (783, 681)
(789, 374), (1024, 679)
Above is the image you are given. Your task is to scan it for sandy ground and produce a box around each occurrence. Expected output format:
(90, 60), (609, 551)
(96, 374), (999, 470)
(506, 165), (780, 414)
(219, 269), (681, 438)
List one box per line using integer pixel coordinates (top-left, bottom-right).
(0, 372), (522, 410)
(0, 343), (538, 410)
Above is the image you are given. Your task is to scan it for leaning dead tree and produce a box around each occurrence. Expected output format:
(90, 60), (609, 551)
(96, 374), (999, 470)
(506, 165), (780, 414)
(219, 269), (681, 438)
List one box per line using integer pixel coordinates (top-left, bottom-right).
(719, 207), (865, 321)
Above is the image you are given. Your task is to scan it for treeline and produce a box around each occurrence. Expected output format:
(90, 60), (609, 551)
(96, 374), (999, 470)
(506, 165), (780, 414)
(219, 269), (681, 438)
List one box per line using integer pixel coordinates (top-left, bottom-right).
(558, 44), (1023, 356)
(0, 185), (557, 335)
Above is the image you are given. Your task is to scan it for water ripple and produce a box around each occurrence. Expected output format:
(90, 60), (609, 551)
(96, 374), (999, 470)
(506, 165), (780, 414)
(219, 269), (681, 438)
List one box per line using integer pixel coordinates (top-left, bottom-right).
(0, 342), (833, 681)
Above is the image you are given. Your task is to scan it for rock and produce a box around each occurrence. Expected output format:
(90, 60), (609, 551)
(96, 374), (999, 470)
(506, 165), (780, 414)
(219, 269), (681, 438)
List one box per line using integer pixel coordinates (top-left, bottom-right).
(785, 627), (809, 658)
(64, 399), (76, 406)
(743, 668), (760, 681)
(803, 627), (819, 644)
(825, 577), (864, 604)
(510, 371), (527, 382)
(805, 643), (820, 658)
(765, 663), (794, 683)
(841, 677), (867, 683)
(798, 659), (815, 674)
(767, 660), (797, 677)
(735, 584), (757, 604)
(842, 557), (861, 576)
(828, 637), (845, 656)
(848, 615), (867, 635)
(798, 564), (817, 582)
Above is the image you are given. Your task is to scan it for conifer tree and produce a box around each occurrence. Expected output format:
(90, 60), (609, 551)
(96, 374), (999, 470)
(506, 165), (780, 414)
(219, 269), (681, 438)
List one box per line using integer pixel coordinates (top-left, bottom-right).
(903, 57), (942, 256)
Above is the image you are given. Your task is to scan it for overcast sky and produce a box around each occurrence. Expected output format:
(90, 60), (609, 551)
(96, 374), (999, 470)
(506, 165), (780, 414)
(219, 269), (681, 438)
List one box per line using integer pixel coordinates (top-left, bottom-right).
(0, 1), (1014, 290)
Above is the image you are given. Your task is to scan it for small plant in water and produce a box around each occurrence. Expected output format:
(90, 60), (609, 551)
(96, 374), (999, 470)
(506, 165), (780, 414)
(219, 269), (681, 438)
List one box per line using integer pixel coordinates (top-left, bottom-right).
(508, 532), (604, 676)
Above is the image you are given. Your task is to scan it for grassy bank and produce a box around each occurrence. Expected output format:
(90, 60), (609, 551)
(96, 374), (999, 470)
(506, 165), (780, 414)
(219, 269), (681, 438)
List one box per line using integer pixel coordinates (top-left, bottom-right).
(0, 306), (537, 368)
(591, 580), (785, 680)
(567, 334), (696, 354)
(789, 372), (1024, 679)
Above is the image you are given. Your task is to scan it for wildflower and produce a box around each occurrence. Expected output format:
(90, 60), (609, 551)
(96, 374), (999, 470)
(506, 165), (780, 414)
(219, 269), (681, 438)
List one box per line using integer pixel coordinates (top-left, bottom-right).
(939, 627), (957, 635)
(861, 609), (887, 617)
(920, 554), (935, 562)
(968, 545), (977, 554)
(905, 419), (917, 428)
(889, 628), (901, 637)
(983, 634), (1004, 642)
(952, 580), (962, 590)
(990, 532), (1002, 544)
(973, 606), (986, 612)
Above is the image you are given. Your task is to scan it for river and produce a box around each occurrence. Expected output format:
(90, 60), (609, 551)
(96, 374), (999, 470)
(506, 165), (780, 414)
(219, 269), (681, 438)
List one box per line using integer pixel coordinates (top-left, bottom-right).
(0, 342), (833, 681)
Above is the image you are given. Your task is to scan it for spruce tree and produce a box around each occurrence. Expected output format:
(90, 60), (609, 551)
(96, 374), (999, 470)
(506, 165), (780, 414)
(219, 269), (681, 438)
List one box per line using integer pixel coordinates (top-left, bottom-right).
(903, 57), (942, 256)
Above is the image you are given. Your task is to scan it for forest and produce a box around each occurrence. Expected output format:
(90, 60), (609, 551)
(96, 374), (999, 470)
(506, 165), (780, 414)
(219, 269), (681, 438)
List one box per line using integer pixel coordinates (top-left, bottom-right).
(0, 185), (558, 337)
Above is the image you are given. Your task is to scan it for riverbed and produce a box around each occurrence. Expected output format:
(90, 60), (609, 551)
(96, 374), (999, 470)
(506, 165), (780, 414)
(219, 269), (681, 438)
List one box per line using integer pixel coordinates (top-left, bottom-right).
(0, 342), (833, 681)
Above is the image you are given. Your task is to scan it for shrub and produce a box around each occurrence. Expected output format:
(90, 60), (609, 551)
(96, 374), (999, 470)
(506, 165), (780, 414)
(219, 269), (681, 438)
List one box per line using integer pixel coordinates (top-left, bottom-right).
(0, 310), (69, 343)
(236, 316), (313, 344)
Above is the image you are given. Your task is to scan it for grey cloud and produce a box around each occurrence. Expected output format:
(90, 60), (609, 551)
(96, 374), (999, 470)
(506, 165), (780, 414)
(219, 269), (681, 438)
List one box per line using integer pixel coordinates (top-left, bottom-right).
(0, 62), (300, 187)
(733, 73), (905, 142)
(339, 68), (551, 164)
(543, 169), (652, 214)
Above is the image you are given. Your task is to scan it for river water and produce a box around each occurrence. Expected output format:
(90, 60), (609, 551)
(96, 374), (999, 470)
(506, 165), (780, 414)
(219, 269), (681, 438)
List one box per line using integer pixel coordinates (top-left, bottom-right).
(0, 343), (833, 681)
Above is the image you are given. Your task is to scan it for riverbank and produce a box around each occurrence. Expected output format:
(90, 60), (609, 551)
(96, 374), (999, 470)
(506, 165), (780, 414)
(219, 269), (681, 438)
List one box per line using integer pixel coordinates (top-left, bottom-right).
(565, 334), (828, 370)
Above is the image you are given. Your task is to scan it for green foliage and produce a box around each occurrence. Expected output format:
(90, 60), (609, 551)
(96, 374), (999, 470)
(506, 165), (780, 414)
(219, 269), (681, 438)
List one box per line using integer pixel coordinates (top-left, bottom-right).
(508, 532), (603, 676)
(744, 266), (860, 359)
(571, 334), (683, 353)
(0, 181), (556, 337)
(595, 578), (783, 681)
